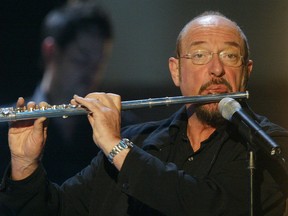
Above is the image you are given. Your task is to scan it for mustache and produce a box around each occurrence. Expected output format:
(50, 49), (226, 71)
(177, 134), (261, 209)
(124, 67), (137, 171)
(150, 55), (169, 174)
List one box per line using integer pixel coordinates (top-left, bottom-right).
(199, 78), (233, 94)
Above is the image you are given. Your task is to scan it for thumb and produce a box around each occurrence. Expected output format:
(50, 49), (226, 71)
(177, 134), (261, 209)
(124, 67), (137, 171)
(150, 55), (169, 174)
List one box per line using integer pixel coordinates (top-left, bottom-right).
(33, 117), (47, 136)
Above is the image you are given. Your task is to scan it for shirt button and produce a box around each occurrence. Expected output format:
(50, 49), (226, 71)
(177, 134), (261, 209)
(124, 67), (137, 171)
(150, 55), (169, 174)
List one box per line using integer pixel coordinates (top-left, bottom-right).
(188, 156), (194, 161)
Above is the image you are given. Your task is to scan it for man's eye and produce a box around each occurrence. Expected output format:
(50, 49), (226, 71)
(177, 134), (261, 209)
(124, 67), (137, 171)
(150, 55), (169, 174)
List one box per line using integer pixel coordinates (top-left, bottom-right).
(228, 54), (237, 59)
(193, 52), (206, 59)
(223, 53), (238, 60)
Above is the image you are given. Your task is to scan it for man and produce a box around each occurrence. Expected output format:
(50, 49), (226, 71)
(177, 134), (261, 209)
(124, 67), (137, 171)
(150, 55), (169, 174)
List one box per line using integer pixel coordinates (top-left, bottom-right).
(0, 2), (114, 183)
(1, 11), (287, 215)
(36, 2), (114, 184)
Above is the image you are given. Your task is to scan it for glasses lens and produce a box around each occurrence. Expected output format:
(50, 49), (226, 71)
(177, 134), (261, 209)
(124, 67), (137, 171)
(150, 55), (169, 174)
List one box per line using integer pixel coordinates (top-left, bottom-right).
(219, 51), (242, 67)
(189, 50), (210, 65)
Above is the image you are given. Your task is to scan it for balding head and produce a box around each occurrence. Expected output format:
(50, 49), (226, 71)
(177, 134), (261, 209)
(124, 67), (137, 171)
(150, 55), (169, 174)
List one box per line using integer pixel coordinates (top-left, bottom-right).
(176, 11), (250, 64)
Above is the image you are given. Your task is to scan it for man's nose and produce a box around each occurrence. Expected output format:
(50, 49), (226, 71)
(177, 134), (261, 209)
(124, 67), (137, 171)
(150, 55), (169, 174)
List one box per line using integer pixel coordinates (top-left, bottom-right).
(208, 54), (225, 77)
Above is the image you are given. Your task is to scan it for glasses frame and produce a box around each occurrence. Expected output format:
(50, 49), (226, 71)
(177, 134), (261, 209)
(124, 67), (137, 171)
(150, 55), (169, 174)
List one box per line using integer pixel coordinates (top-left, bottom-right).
(179, 50), (244, 67)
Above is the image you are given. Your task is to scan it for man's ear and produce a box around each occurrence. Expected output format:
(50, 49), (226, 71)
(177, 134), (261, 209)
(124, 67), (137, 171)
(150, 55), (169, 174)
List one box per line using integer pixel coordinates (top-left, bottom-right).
(41, 37), (56, 63)
(169, 57), (181, 87)
(242, 60), (253, 90)
(247, 60), (253, 78)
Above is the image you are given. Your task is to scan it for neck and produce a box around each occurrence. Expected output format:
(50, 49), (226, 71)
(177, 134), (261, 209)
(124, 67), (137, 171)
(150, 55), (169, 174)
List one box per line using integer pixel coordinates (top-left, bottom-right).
(187, 114), (216, 152)
(39, 69), (53, 100)
(39, 68), (79, 139)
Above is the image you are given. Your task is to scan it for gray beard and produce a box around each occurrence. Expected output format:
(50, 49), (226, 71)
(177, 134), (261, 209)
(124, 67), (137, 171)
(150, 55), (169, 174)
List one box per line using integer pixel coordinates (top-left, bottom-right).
(195, 105), (226, 128)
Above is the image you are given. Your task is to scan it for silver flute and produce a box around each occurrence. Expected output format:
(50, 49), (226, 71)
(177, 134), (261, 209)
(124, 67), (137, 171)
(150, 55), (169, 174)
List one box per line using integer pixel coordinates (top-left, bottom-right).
(0, 91), (248, 122)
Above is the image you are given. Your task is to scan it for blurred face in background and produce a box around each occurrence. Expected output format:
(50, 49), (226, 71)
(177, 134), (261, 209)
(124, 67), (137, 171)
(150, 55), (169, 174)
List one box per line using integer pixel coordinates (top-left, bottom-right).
(49, 32), (111, 104)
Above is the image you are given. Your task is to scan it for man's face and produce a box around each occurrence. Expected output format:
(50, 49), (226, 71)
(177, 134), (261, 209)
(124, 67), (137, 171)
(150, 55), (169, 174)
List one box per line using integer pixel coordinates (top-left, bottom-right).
(169, 15), (253, 125)
(51, 32), (109, 103)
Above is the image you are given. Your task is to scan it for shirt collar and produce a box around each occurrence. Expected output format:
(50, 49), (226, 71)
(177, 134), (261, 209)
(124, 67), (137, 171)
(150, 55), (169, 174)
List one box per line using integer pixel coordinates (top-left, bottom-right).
(141, 106), (187, 150)
(142, 106), (230, 151)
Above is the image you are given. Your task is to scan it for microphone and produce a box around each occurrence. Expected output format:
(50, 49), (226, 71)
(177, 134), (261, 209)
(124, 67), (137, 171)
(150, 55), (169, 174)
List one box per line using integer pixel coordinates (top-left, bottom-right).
(218, 97), (281, 156)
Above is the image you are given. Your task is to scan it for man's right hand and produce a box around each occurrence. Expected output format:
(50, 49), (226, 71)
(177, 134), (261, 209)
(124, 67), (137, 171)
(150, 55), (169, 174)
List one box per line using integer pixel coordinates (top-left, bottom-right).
(8, 97), (48, 180)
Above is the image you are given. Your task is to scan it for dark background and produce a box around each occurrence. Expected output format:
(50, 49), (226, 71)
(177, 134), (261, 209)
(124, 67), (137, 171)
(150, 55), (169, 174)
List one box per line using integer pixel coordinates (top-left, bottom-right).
(0, 0), (287, 129)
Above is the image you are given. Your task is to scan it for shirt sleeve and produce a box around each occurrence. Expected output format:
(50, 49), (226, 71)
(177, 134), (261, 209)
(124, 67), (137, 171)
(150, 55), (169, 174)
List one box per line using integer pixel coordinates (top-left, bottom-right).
(117, 146), (227, 215)
(0, 152), (105, 216)
(117, 140), (288, 216)
(0, 164), (60, 216)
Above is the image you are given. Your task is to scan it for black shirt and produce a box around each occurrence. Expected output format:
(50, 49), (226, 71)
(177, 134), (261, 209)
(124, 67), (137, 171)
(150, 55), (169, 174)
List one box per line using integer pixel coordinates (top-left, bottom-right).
(0, 106), (287, 215)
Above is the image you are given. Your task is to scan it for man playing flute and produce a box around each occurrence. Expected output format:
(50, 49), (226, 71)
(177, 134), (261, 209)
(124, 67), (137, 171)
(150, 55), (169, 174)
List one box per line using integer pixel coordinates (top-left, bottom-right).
(0, 11), (287, 216)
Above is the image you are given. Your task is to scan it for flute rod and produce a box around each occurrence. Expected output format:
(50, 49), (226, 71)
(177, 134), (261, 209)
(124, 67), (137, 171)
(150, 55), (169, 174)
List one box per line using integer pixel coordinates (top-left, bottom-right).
(122, 91), (248, 110)
(0, 91), (248, 122)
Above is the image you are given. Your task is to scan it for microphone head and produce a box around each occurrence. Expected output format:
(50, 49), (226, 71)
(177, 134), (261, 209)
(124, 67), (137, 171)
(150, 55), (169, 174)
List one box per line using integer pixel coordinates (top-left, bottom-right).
(218, 97), (241, 121)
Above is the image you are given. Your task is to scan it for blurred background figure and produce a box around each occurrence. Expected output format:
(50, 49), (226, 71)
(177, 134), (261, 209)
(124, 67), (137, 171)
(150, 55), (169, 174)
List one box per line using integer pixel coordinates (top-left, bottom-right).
(34, 2), (113, 184)
(0, 1), (114, 184)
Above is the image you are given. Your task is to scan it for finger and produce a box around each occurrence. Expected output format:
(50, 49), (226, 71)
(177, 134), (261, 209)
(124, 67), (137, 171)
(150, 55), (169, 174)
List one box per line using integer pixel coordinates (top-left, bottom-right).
(33, 117), (47, 136)
(39, 101), (49, 109)
(75, 96), (95, 125)
(27, 101), (36, 111)
(85, 92), (120, 111)
(9, 100), (37, 128)
(85, 92), (105, 98)
(70, 96), (87, 108)
(107, 93), (121, 111)
(73, 93), (120, 116)
(73, 95), (101, 112)
(70, 98), (77, 105)
(34, 116), (47, 125)
(16, 97), (25, 108)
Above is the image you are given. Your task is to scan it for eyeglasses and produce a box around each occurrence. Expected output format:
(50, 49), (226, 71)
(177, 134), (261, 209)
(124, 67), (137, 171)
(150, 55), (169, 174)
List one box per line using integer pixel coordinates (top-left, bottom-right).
(179, 50), (243, 67)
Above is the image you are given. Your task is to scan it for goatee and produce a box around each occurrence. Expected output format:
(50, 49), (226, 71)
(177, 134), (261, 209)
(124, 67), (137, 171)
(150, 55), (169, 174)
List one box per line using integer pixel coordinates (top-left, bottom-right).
(195, 78), (232, 127)
(195, 104), (226, 128)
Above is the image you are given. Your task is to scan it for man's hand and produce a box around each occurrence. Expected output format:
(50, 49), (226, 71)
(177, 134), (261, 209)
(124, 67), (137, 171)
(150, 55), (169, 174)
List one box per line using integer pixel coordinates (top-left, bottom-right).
(71, 92), (128, 170)
(8, 97), (48, 180)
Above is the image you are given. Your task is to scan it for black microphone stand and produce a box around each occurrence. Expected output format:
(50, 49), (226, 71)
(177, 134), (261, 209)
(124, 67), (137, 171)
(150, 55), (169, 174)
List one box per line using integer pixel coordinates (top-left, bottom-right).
(238, 122), (256, 216)
(248, 149), (255, 216)
(237, 117), (287, 216)
(219, 98), (287, 215)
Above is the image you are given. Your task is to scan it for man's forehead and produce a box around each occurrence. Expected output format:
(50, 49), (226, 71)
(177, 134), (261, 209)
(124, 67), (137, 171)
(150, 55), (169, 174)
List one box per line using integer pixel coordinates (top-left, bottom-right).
(179, 15), (244, 53)
(182, 15), (242, 41)
(192, 15), (235, 27)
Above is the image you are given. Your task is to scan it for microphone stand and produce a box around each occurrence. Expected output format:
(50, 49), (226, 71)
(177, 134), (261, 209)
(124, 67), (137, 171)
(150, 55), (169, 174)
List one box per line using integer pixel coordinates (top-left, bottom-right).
(237, 116), (287, 216)
(219, 98), (287, 215)
(248, 149), (255, 216)
(240, 123), (256, 216)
